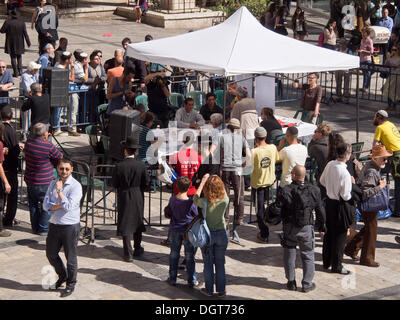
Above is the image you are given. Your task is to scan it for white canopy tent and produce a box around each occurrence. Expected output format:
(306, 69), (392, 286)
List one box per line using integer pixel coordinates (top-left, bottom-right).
(126, 6), (359, 76)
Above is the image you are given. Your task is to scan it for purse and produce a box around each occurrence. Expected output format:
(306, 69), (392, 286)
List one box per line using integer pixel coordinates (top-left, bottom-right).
(360, 176), (390, 212)
(184, 199), (211, 248)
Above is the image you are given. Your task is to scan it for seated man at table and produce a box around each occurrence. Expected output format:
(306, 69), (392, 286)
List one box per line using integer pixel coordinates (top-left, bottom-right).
(278, 127), (308, 188)
(260, 107), (283, 144)
(175, 97), (205, 129)
(199, 93), (223, 124)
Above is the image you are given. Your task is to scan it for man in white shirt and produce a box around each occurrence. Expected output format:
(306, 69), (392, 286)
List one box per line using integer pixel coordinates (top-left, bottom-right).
(277, 127), (308, 187)
(175, 97), (205, 129)
(320, 142), (352, 275)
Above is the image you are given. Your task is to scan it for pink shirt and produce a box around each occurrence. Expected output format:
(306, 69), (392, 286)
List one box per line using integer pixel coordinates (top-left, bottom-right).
(360, 37), (373, 62)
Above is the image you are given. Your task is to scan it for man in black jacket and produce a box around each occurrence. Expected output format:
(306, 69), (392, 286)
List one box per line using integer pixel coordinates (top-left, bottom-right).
(0, 10), (31, 77)
(277, 165), (326, 293)
(1, 106), (20, 227)
(21, 83), (50, 127)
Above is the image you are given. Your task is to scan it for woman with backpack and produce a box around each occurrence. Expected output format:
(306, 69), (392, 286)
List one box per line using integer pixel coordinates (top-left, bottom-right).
(193, 174), (229, 297)
(291, 7), (308, 40)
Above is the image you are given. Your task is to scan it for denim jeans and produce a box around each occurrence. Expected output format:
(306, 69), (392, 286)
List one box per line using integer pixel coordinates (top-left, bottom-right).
(168, 231), (197, 284)
(201, 229), (228, 294)
(361, 60), (372, 89)
(27, 183), (50, 234)
(50, 107), (62, 129)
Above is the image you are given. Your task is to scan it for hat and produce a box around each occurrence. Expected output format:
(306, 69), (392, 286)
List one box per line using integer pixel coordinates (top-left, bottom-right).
(255, 127), (267, 138)
(28, 61), (41, 70)
(236, 86), (248, 98)
(120, 135), (140, 149)
(228, 118), (241, 129)
(80, 52), (88, 58)
(368, 145), (393, 159)
(9, 10), (19, 18)
(376, 109), (388, 118)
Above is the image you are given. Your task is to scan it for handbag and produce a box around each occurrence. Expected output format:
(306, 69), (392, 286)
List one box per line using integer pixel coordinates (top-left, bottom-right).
(263, 201), (282, 225)
(157, 158), (178, 185)
(360, 183), (390, 212)
(356, 207), (392, 221)
(184, 198), (211, 248)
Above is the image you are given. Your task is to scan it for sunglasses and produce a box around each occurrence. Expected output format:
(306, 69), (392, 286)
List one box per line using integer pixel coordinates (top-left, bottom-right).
(59, 167), (71, 171)
(0, 66), (6, 69)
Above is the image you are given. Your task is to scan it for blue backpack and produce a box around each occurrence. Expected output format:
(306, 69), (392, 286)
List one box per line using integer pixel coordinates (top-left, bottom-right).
(185, 199), (211, 248)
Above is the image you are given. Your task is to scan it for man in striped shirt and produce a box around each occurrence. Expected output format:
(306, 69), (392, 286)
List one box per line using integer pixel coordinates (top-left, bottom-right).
(24, 122), (62, 235)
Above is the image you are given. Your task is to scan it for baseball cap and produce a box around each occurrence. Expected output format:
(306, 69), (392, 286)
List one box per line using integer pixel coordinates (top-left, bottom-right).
(255, 127), (267, 138)
(28, 61), (41, 70)
(376, 109), (388, 118)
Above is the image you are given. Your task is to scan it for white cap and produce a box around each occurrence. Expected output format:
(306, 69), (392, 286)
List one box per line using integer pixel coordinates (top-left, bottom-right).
(376, 109), (388, 118)
(28, 61), (42, 70)
(80, 52), (88, 58)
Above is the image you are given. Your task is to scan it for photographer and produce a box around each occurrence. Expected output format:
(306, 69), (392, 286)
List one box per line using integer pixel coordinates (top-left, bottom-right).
(145, 72), (170, 128)
(106, 65), (136, 116)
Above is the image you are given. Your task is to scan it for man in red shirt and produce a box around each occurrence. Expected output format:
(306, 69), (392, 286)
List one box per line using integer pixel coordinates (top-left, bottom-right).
(169, 132), (201, 197)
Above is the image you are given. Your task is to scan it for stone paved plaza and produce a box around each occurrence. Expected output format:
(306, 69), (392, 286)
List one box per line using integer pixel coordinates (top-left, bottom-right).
(0, 8), (400, 301)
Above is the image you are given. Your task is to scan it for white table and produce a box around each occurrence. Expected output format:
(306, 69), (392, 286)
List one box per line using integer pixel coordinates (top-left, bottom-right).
(274, 115), (317, 144)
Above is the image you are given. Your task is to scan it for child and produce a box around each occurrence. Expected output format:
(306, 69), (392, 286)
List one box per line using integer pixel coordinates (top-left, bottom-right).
(165, 176), (199, 287)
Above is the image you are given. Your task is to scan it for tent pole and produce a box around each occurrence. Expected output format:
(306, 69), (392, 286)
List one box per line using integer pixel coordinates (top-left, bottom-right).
(223, 77), (227, 129)
(356, 68), (359, 143)
(252, 73), (255, 99)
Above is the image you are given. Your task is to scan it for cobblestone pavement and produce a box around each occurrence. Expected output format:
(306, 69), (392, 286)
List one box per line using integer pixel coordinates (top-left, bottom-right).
(1, 8), (400, 301)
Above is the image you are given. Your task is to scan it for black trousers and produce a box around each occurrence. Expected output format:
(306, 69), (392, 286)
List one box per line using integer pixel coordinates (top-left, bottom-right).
(255, 187), (269, 239)
(2, 170), (18, 226)
(322, 198), (347, 271)
(122, 230), (143, 258)
(46, 223), (80, 290)
(10, 53), (22, 76)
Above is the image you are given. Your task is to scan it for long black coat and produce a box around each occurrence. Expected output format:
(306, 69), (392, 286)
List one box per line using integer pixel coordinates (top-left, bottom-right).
(112, 157), (149, 236)
(0, 17), (31, 55)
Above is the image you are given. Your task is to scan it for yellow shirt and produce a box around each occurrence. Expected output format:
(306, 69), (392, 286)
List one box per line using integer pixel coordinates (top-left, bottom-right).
(250, 144), (279, 189)
(374, 121), (400, 152)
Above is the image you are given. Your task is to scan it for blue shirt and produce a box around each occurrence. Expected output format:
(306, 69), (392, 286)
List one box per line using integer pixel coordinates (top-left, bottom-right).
(37, 54), (50, 83)
(43, 175), (83, 225)
(20, 71), (39, 97)
(378, 16), (394, 33)
(0, 70), (14, 104)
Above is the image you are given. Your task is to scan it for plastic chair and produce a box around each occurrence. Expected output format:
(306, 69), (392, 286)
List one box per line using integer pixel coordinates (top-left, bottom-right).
(293, 109), (312, 122)
(187, 91), (205, 111)
(273, 133), (287, 147)
(85, 125), (99, 153)
(97, 103), (108, 132)
(169, 92), (184, 109)
(214, 89), (224, 108)
(351, 142), (364, 160)
(135, 94), (148, 111)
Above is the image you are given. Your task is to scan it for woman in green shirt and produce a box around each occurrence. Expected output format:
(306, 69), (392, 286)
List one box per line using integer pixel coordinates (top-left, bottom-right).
(194, 174), (229, 297)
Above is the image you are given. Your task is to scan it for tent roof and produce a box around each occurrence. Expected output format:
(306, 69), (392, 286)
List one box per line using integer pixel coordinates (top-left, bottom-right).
(126, 7), (359, 76)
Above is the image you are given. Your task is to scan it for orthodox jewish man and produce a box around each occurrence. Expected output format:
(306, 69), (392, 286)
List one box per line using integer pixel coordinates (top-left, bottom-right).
(112, 135), (149, 262)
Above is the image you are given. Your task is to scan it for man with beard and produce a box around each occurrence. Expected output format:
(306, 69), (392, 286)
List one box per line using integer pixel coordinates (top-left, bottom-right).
(372, 110), (400, 217)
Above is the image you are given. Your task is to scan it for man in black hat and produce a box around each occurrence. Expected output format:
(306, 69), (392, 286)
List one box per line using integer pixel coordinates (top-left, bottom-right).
(112, 135), (149, 261)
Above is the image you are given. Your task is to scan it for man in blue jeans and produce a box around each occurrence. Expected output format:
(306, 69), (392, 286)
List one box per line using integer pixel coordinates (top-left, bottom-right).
(165, 176), (199, 287)
(24, 123), (62, 235)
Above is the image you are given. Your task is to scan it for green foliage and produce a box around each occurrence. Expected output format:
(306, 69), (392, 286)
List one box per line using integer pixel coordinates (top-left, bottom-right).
(212, 0), (272, 20)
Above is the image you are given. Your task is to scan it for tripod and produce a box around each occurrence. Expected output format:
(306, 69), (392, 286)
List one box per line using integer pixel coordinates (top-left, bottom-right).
(49, 129), (70, 157)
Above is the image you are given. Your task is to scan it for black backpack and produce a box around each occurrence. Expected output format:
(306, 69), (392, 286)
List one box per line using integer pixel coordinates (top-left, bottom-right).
(290, 185), (314, 227)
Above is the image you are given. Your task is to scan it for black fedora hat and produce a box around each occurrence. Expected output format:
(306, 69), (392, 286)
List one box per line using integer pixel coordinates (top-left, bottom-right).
(120, 135), (140, 149)
(10, 10), (19, 18)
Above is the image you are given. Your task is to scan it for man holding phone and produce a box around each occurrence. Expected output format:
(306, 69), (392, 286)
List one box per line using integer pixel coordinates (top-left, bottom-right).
(43, 159), (82, 297)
